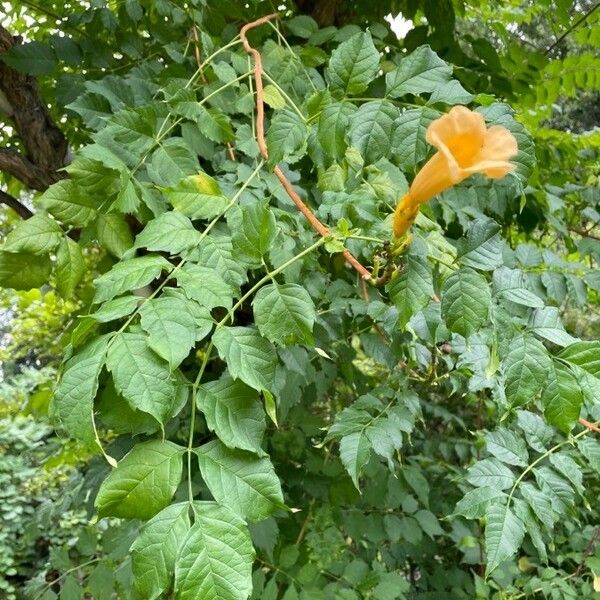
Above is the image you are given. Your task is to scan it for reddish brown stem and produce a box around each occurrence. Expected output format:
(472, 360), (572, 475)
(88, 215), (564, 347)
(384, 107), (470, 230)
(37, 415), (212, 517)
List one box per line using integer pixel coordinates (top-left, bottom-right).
(191, 26), (207, 84)
(579, 418), (600, 434)
(239, 14), (372, 281)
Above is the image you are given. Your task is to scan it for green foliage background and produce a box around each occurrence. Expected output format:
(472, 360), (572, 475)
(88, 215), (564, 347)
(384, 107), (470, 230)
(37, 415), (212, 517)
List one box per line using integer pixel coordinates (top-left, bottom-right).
(0, 1), (599, 599)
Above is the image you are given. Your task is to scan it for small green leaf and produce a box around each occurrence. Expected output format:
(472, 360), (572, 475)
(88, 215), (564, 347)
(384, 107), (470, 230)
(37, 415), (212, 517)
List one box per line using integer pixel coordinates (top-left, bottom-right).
(266, 109), (308, 165)
(91, 295), (139, 323)
(349, 100), (399, 164)
(253, 283), (316, 346)
(318, 101), (357, 160)
(457, 218), (503, 271)
(164, 173), (229, 220)
(147, 138), (198, 187)
(55, 237), (85, 298)
(95, 440), (184, 520)
(391, 107), (439, 170)
(1, 40), (57, 75)
(135, 211), (201, 254)
(543, 358), (583, 433)
(466, 458), (515, 490)
(196, 440), (284, 521)
(484, 502), (525, 576)
(229, 202), (277, 265)
(339, 431), (371, 489)
(175, 263), (233, 310)
(96, 213), (134, 258)
(0, 251), (52, 290)
(3, 213), (62, 255)
(454, 487), (506, 519)
(484, 428), (528, 467)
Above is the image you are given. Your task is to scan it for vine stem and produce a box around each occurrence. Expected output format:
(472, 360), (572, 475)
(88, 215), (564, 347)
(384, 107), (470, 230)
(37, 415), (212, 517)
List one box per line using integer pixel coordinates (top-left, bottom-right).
(579, 417), (600, 434)
(239, 13), (374, 282)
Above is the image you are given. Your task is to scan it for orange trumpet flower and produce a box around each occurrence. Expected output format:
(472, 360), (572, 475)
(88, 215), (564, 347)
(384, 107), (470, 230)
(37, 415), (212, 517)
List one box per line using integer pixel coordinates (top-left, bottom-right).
(393, 105), (518, 238)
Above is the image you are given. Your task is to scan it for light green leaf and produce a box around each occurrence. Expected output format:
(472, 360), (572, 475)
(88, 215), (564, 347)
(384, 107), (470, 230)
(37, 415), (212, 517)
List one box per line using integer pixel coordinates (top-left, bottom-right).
(428, 79), (473, 105)
(51, 336), (108, 445)
(528, 307), (576, 346)
(386, 45), (451, 98)
(578, 437), (600, 473)
(441, 268), (491, 338)
(175, 263), (232, 310)
(95, 440), (183, 520)
(339, 431), (371, 489)
(503, 334), (551, 407)
(3, 213), (62, 254)
(548, 454), (583, 494)
(196, 234), (247, 288)
(96, 213), (134, 259)
(229, 201), (277, 265)
(91, 295), (139, 323)
(391, 107), (439, 170)
(196, 440), (284, 521)
(515, 410), (553, 453)
(318, 101), (357, 160)
(543, 358), (583, 432)
(55, 237), (85, 298)
(174, 501), (254, 600)
(484, 428), (528, 467)
(212, 326), (277, 392)
(148, 138), (198, 187)
(93, 255), (171, 303)
(131, 503), (191, 600)
(135, 211), (201, 254)
(139, 296), (197, 369)
(266, 109), (308, 165)
(512, 498), (547, 564)
(0, 251), (52, 290)
(196, 106), (235, 143)
(349, 100), (399, 164)
(457, 218), (503, 271)
(197, 375), (266, 455)
(454, 487), (506, 519)
(466, 458), (515, 490)
(327, 31), (380, 95)
(520, 482), (558, 531)
(106, 332), (176, 423)
(387, 254), (433, 329)
(493, 267), (545, 308)
(484, 502), (525, 575)
(165, 173), (229, 220)
(36, 179), (95, 226)
(253, 283), (316, 346)
(534, 466), (574, 514)
(262, 84), (286, 109)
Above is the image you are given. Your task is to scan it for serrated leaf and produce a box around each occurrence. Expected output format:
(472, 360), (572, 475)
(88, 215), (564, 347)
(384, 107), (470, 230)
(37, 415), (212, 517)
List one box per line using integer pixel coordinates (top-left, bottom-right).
(139, 296), (196, 369)
(96, 213), (134, 259)
(548, 454), (583, 494)
(441, 267), (491, 338)
(543, 358), (583, 432)
(318, 101), (357, 160)
(175, 263), (232, 310)
(493, 267), (545, 308)
(428, 79), (473, 105)
(37, 179), (95, 227)
(212, 326), (277, 392)
(3, 213), (62, 255)
(1, 40), (57, 75)
(266, 109), (308, 165)
(262, 84), (286, 109)
(55, 238), (85, 298)
(197, 375), (266, 455)
(174, 502), (254, 600)
(196, 234), (247, 288)
(512, 498), (547, 564)
(165, 173), (229, 220)
(339, 431), (371, 489)
(51, 336), (108, 445)
(95, 440), (183, 520)
(387, 254), (433, 329)
(516, 410), (553, 453)
(327, 31), (380, 95)
(578, 437), (600, 473)
(484, 502), (525, 575)
(135, 211), (201, 254)
(106, 332), (177, 423)
(93, 255), (171, 303)
(349, 100), (399, 164)
(147, 139), (198, 187)
(391, 107), (439, 170)
(503, 334), (551, 407)
(534, 466), (574, 514)
(196, 106), (235, 143)
(0, 251), (52, 290)
(196, 440), (284, 522)
(519, 481), (558, 531)
(466, 458), (515, 490)
(454, 487), (506, 519)
(131, 503), (191, 600)
(253, 283), (316, 346)
(229, 201), (277, 265)
(91, 295), (139, 323)
(457, 218), (503, 271)
(386, 45), (451, 98)
(485, 428), (528, 467)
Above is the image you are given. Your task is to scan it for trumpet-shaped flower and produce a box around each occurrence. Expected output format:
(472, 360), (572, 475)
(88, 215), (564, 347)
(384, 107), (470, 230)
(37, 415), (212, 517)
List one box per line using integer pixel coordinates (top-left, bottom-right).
(393, 105), (518, 238)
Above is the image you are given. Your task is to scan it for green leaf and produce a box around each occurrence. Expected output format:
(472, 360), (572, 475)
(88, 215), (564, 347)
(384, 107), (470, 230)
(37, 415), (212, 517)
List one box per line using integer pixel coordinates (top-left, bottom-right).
(456, 218), (503, 271)
(466, 458), (515, 490)
(0, 251), (52, 290)
(93, 255), (171, 303)
(253, 283), (316, 346)
(516, 410), (553, 453)
(95, 440), (183, 520)
(139, 296), (197, 369)
(131, 503), (191, 600)
(484, 502), (525, 576)
(266, 109), (308, 165)
(520, 482), (557, 531)
(175, 263), (233, 310)
(484, 428), (528, 467)
(51, 336), (108, 445)
(55, 238), (85, 298)
(197, 375), (266, 455)
(493, 267), (545, 308)
(135, 211), (201, 254)
(3, 213), (62, 255)
(349, 100), (399, 164)
(528, 307), (576, 346)
(164, 173), (229, 220)
(96, 213), (134, 259)
(196, 106), (235, 143)
(391, 107), (439, 170)
(327, 31), (380, 95)
(533, 466), (574, 514)
(454, 487), (506, 519)
(548, 454), (583, 494)
(387, 254), (433, 329)
(147, 139), (198, 187)
(229, 201), (277, 265)
(428, 79), (473, 105)
(212, 326), (277, 392)
(441, 268), (491, 338)
(559, 341), (600, 377)
(196, 440), (284, 521)
(1, 40), (57, 75)
(91, 295), (139, 323)
(512, 498), (547, 564)
(196, 234), (247, 289)
(36, 179), (95, 227)
(106, 332), (177, 423)
(318, 101), (357, 160)
(578, 437), (600, 473)
(386, 45), (451, 98)
(503, 334), (551, 407)
(543, 358), (583, 432)
(174, 502), (254, 600)
(262, 84), (286, 109)
(339, 431), (371, 490)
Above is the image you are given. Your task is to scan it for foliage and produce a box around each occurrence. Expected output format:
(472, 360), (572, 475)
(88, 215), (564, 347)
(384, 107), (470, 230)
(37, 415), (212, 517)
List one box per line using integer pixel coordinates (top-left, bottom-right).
(0, 1), (599, 599)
